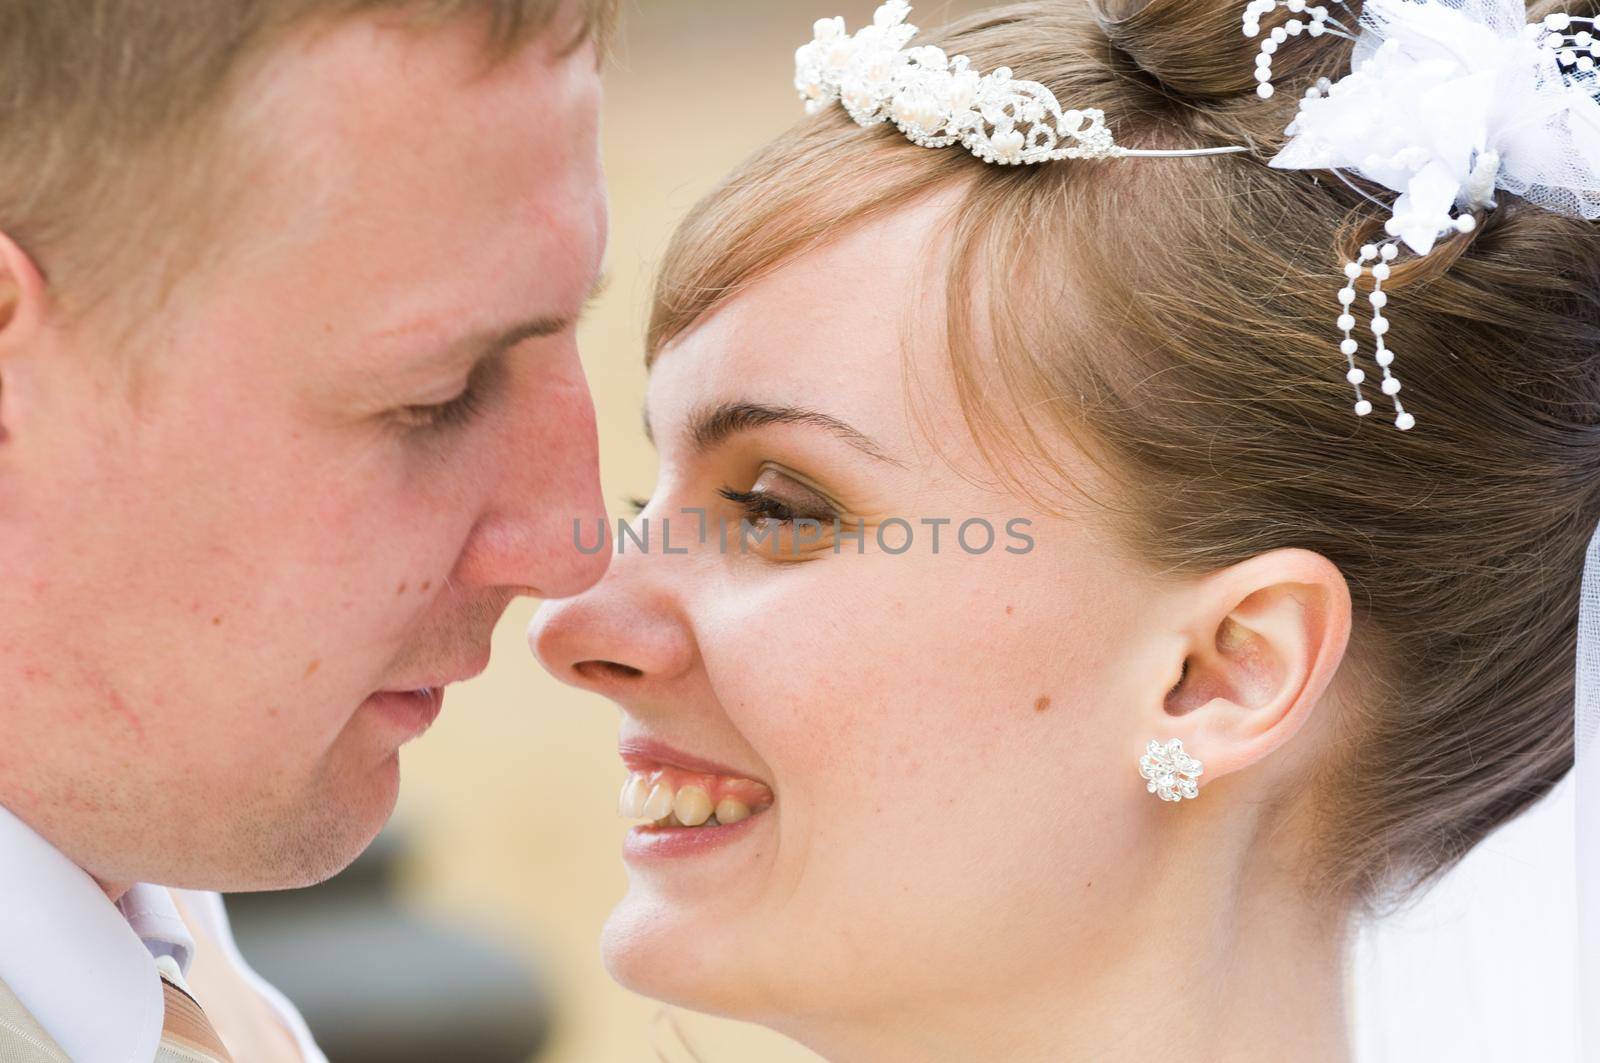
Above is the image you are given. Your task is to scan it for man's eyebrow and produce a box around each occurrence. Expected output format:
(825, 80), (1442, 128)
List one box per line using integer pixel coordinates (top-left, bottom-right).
(476, 272), (612, 359)
(399, 272), (612, 367)
(642, 399), (905, 467)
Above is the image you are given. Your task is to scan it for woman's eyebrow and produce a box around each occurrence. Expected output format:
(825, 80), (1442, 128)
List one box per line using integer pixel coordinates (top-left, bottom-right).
(641, 399), (906, 467)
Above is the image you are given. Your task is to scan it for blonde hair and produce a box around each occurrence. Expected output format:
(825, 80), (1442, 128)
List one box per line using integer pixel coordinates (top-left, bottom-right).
(648, 0), (1600, 914)
(0, 0), (616, 316)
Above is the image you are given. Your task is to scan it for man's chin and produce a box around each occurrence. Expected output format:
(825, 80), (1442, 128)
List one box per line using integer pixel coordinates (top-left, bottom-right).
(215, 757), (402, 893)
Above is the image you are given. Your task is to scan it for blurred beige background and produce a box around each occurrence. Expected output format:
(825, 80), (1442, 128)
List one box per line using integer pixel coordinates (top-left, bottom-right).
(386, 3), (980, 1062)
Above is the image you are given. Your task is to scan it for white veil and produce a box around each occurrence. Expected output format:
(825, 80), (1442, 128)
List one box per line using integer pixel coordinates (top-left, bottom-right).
(1348, 515), (1600, 1063)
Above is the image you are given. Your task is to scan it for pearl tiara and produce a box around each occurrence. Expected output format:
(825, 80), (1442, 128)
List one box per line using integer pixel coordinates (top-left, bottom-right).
(793, 1), (1250, 165)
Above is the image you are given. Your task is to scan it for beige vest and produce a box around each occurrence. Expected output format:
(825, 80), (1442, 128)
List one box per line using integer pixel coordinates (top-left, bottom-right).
(0, 977), (230, 1063)
(0, 981), (70, 1063)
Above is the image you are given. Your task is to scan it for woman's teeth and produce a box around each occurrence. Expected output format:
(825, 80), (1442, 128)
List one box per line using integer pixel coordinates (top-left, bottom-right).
(618, 769), (771, 829)
(673, 785), (713, 826)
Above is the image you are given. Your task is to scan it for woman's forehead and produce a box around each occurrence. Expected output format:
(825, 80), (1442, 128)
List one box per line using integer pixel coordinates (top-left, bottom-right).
(647, 198), (959, 389)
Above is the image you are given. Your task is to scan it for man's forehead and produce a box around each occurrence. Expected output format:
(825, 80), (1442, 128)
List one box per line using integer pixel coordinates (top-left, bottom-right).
(164, 14), (606, 384)
(226, 12), (603, 223)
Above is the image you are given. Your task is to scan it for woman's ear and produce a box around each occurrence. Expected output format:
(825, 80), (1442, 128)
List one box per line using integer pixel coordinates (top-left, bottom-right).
(0, 229), (50, 443)
(1157, 547), (1353, 787)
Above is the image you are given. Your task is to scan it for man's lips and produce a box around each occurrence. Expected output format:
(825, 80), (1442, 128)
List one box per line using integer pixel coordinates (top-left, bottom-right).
(361, 687), (443, 739)
(361, 653), (490, 740)
(384, 651), (493, 694)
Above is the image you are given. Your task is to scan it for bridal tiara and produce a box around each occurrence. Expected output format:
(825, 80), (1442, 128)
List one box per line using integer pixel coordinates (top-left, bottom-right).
(793, 0), (1249, 164)
(794, 0), (1600, 433)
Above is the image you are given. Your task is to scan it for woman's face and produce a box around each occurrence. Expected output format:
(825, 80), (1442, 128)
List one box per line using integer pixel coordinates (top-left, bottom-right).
(530, 196), (1185, 1041)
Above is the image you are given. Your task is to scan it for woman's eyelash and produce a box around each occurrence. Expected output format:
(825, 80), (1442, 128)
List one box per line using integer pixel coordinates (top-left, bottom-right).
(625, 487), (840, 524)
(717, 485), (837, 525)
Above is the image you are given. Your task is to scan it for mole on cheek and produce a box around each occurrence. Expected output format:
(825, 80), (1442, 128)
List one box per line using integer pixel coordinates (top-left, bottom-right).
(304, 659), (321, 679)
(1033, 695), (1051, 713)
(1005, 604), (1014, 616)
(420, 580), (432, 593)
(396, 582), (408, 595)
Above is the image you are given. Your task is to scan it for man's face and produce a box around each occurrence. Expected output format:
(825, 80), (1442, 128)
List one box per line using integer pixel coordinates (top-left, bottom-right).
(0, 14), (609, 891)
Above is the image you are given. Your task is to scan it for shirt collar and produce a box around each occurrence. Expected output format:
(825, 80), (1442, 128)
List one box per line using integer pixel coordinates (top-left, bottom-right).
(0, 803), (178, 1063)
(116, 883), (196, 974)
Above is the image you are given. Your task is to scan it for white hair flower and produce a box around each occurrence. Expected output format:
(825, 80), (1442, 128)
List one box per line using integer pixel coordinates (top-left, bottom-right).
(1269, 0), (1600, 256)
(1243, 0), (1600, 429)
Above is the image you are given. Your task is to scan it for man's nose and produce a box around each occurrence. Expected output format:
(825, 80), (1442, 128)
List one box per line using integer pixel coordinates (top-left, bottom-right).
(451, 356), (611, 599)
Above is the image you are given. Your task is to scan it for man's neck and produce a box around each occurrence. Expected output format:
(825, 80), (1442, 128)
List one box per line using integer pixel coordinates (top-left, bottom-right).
(0, 795), (134, 904)
(98, 879), (134, 905)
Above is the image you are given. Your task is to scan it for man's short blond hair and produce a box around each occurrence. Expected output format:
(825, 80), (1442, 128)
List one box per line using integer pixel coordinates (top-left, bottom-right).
(0, 0), (616, 318)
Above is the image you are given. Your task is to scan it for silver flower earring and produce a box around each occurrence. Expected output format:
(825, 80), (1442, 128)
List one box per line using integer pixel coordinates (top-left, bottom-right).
(1140, 738), (1203, 802)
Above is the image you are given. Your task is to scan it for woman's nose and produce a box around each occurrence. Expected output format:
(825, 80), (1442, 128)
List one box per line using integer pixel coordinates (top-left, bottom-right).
(527, 560), (696, 698)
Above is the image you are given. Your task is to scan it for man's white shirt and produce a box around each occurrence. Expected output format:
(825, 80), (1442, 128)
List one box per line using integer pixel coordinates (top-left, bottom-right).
(0, 802), (328, 1063)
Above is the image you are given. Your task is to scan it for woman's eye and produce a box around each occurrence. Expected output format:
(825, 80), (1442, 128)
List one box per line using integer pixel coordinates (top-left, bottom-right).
(716, 463), (843, 531)
(717, 487), (804, 525)
(716, 483), (841, 561)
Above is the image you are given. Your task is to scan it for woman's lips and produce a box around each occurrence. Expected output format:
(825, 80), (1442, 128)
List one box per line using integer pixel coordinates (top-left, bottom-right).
(361, 687), (443, 740)
(622, 808), (768, 862)
(617, 736), (769, 784)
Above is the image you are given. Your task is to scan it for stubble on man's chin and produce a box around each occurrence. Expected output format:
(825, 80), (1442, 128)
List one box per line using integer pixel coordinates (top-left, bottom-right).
(227, 755), (403, 893)
(143, 750), (403, 895)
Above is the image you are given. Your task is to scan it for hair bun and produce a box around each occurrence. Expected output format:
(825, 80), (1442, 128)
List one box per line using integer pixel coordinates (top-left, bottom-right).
(1091, 0), (1351, 101)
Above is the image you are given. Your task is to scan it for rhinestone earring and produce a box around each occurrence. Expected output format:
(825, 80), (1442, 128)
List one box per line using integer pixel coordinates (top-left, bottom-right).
(1139, 738), (1203, 802)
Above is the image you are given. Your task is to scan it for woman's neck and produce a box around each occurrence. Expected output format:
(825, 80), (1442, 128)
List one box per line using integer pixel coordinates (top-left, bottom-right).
(789, 829), (1352, 1063)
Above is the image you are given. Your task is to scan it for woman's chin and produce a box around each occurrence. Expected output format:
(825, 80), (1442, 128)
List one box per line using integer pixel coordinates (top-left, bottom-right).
(601, 893), (759, 1016)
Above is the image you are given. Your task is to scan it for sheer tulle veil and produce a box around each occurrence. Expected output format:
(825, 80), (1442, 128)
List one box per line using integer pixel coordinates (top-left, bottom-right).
(1350, 514), (1596, 1063)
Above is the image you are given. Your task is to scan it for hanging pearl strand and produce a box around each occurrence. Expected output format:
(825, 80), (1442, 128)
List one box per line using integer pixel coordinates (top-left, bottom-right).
(1337, 225), (1467, 434)
(1366, 249), (1406, 429)
(1530, 12), (1600, 75)
(1338, 243), (1420, 430)
(1242, 0), (1359, 99)
(1369, 244), (1411, 430)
